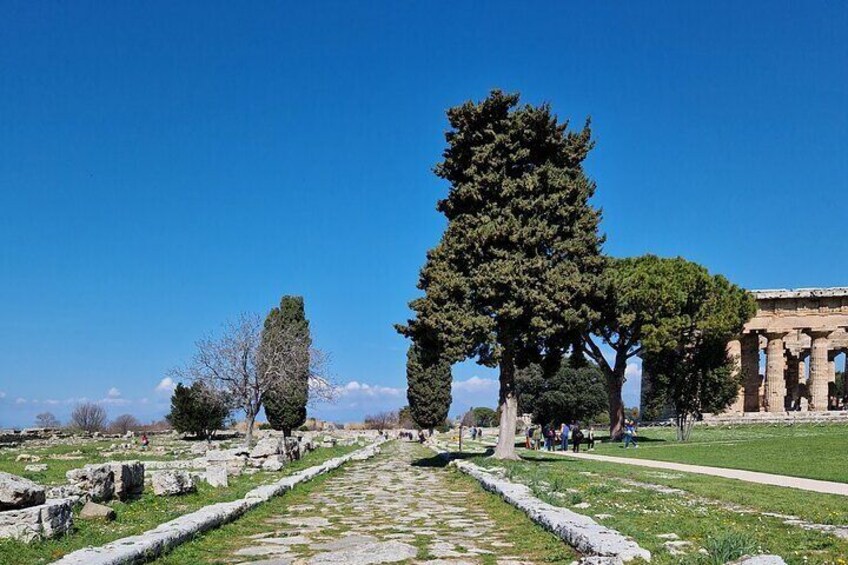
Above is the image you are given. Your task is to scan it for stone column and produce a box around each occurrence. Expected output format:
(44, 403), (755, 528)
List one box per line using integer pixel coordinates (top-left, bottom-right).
(726, 338), (744, 413)
(741, 333), (761, 412)
(808, 331), (831, 412)
(765, 333), (787, 413)
(784, 352), (800, 410)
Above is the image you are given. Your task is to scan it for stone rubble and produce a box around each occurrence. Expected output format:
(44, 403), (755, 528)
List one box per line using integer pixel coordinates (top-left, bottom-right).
(0, 471), (46, 510)
(152, 470), (197, 496)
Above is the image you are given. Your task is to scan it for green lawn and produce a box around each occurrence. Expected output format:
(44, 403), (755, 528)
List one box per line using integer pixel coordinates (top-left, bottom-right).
(590, 423), (848, 483)
(0, 444), (358, 565)
(471, 450), (848, 565)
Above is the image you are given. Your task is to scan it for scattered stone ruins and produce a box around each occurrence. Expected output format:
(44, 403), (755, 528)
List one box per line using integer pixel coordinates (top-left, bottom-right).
(728, 287), (848, 413)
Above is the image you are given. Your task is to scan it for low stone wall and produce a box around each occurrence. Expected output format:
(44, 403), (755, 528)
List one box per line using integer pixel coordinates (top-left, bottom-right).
(450, 459), (651, 563)
(49, 440), (385, 565)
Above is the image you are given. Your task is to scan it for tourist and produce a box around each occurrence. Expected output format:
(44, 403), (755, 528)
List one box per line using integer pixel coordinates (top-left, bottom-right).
(477, 426), (483, 440)
(571, 423), (583, 453)
(533, 425), (542, 450)
(418, 430), (426, 443)
(471, 426), (478, 441)
(586, 425), (596, 451)
(623, 420), (639, 449)
(525, 426), (533, 449)
(140, 433), (149, 450)
(542, 424), (550, 451)
(560, 422), (569, 452)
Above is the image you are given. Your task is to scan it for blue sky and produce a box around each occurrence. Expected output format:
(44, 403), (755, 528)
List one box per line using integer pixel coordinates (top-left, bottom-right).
(1, 2), (846, 427)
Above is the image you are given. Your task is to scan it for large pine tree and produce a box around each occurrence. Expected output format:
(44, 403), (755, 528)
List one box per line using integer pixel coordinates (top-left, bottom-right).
(398, 90), (605, 459)
(262, 296), (311, 436)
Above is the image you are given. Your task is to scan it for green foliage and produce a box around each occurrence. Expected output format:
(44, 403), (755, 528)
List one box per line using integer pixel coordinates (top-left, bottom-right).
(702, 532), (758, 565)
(166, 382), (229, 439)
(470, 406), (498, 427)
(585, 255), (757, 438)
(262, 296), (311, 436)
(516, 359), (607, 425)
(398, 90), (605, 456)
(640, 267), (755, 440)
(405, 342), (452, 430)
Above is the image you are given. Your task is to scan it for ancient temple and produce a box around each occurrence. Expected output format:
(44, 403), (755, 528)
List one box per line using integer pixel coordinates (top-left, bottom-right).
(728, 287), (848, 413)
(641, 287), (848, 417)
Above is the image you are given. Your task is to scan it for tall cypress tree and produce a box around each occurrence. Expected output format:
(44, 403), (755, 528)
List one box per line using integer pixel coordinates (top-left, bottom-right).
(405, 341), (452, 432)
(398, 90), (605, 459)
(262, 296), (311, 436)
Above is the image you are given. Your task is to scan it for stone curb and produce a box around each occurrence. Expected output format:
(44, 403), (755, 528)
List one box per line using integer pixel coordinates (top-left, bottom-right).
(429, 444), (650, 562)
(50, 441), (385, 565)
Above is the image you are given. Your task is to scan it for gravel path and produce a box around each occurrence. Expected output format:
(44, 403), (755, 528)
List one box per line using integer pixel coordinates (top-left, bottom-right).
(228, 441), (545, 564)
(555, 450), (848, 496)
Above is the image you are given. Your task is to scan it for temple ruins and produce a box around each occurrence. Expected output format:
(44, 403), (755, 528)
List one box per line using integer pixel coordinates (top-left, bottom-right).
(642, 286), (848, 417)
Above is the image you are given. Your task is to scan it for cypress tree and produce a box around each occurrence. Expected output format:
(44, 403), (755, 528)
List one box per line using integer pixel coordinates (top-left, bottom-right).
(262, 296), (311, 436)
(405, 341), (452, 432)
(398, 90), (605, 458)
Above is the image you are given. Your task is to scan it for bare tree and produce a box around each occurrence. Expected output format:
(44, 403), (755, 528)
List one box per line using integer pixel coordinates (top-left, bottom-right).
(35, 412), (60, 428)
(171, 313), (330, 447)
(70, 402), (108, 433)
(109, 414), (141, 435)
(364, 411), (399, 430)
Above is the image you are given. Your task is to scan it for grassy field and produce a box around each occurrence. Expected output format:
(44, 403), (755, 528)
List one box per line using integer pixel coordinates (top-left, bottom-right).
(154, 442), (576, 564)
(454, 444), (848, 564)
(590, 423), (848, 483)
(0, 444), (359, 565)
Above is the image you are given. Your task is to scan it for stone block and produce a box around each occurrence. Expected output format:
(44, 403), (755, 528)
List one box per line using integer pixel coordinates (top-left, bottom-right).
(152, 471), (197, 496)
(0, 472), (46, 510)
(66, 464), (115, 502)
(206, 465), (228, 488)
(250, 438), (282, 459)
(0, 498), (73, 542)
(110, 461), (144, 500)
(79, 501), (116, 521)
(261, 456), (285, 472)
(24, 464), (48, 473)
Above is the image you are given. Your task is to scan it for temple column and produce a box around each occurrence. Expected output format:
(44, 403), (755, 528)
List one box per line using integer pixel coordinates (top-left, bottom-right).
(765, 333), (787, 413)
(784, 352), (800, 410)
(727, 338), (744, 413)
(808, 331), (831, 411)
(741, 333), (761, 412)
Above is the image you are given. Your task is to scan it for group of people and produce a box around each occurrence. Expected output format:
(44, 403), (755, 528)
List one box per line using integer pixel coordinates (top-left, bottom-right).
(469, 426), (484, 440)
(525, 422), (596, 453)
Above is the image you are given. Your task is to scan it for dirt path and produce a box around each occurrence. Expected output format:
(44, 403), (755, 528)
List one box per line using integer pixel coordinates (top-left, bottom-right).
(224, 441), (558, 564)
(554, 450), (848, 496)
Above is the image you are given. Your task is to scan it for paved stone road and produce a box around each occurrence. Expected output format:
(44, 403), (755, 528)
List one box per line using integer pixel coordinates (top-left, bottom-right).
(229, 441), (537, 565)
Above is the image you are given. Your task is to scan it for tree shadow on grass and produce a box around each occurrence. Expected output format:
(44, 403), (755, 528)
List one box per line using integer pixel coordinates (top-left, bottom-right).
(411, 448), (494, 468)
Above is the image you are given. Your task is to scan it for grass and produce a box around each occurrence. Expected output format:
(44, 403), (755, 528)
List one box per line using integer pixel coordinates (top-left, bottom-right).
(471, 449), (848, 564)
(590, 423), (848, 483)
(0, 444), (359, 565)
(155, 442), (577, 564)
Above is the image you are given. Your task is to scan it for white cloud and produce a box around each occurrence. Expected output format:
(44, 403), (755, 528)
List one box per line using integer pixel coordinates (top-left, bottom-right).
(452, 376), (498, 394)
(339, 381), (403, 398)
(155, 377), (176, 394)
(107, 387), (121, 398)
(15, 397), (26, 404)
(44, 399), (60, 405)
(0, 391), (6, 399)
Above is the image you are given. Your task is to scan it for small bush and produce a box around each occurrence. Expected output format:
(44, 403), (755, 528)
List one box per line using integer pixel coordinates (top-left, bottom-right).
(703, 531), (757, 565)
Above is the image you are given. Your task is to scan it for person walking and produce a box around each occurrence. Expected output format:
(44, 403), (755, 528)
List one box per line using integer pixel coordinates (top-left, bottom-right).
(559, 422), (569, 452)
(525, 426), (533, 449)
(532, 426), (542, 450)
(586, 425), (596, 451)
(571, 423), (583, 453)
(140, 433), (149, 450)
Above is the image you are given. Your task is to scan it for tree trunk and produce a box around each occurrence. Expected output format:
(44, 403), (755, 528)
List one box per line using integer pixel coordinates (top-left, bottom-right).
(245, 411), (256, 448)
(607, 371), (625, 441)
(493, 350), (520, 460)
